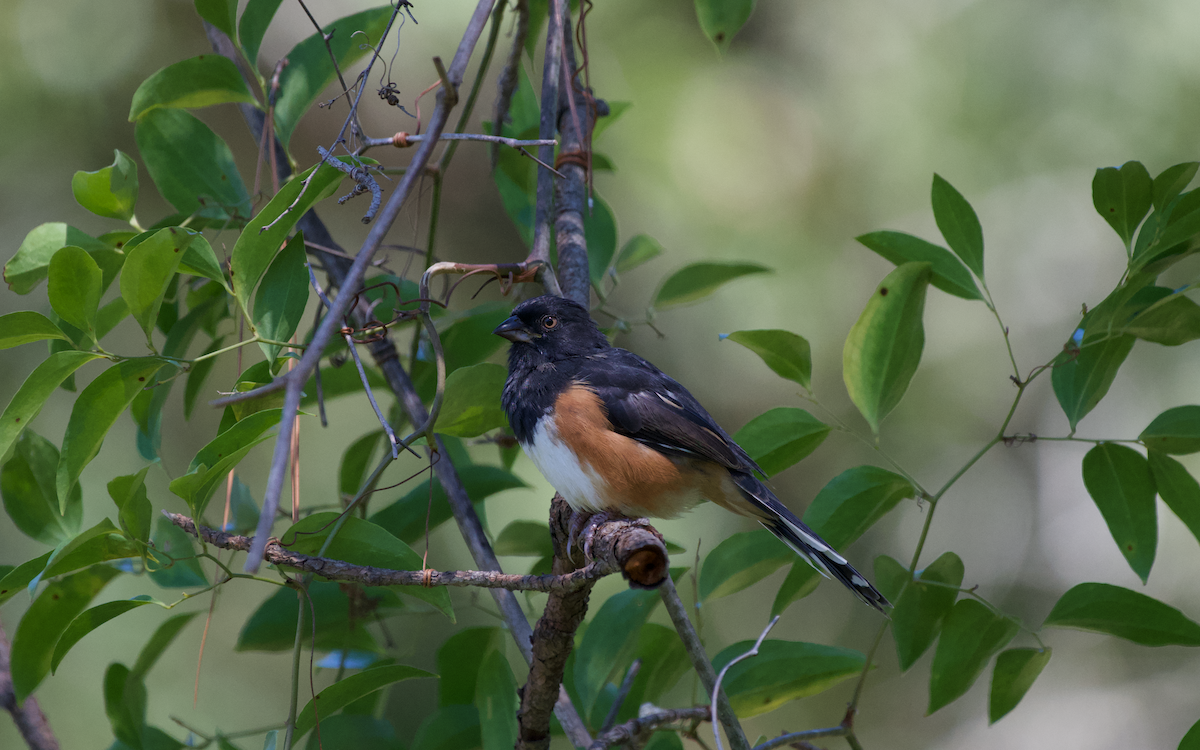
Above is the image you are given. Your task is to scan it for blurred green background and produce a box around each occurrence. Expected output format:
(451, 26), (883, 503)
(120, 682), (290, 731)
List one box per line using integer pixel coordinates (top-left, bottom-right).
(3, 0), (1200, 748)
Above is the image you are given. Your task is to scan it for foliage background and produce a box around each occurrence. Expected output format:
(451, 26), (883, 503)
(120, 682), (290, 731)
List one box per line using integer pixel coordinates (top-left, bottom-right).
(2, 0), (1200, 747)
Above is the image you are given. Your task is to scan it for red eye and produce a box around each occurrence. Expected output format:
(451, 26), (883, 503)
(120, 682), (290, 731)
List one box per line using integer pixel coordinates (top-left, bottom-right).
(541, 315), (558, 329)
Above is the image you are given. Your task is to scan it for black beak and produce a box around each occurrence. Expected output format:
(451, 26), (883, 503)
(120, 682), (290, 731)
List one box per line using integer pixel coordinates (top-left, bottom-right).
(493, 315), (538, 343)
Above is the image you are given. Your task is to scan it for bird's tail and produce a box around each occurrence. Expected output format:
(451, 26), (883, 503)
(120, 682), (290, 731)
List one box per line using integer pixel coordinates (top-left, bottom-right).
(731, 473), (890, 613)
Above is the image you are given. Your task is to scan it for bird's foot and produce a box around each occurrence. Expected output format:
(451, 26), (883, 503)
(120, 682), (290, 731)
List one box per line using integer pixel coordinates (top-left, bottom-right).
(567, 510), (616, 563)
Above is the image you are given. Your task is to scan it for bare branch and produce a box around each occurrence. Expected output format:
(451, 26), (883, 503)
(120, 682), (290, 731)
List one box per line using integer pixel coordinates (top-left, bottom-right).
(360, 131), (557, 150)
(589, 706), (710, 750)
(751, 726), (850, 750)
(492, 0), (530, 169)
(0, 622), (60, 750)
(659, 577), (750, 750)
(552, 3), (594, 307)
(528, 0), (564, 270)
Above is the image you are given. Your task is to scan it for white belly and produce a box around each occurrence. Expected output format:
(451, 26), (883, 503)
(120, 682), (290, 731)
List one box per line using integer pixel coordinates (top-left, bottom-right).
(521, 418), (607, 513)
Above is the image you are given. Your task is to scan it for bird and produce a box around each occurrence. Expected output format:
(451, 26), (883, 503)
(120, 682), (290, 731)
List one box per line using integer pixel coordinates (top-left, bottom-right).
(494, 294), (889, 612)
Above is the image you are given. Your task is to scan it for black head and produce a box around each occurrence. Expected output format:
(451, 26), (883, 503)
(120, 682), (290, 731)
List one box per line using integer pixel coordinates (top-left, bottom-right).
(493, 295), (608, 362)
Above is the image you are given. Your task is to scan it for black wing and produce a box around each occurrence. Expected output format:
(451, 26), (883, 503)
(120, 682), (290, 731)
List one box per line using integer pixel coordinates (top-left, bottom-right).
(572, 349), (763, 474)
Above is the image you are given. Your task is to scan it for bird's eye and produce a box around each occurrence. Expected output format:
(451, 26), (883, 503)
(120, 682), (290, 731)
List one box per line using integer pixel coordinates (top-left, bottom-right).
(541, 315), (558, 329)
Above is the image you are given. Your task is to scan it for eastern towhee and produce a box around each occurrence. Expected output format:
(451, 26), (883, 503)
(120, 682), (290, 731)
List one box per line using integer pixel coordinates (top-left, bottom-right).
(495, 295), (889, 612)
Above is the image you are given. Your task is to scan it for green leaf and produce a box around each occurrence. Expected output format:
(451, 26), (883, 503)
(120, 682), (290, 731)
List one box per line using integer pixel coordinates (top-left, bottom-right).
(52, 598), (158, 675)
(1119, 288), (1200, 346)
(872, 554), (909, 603)
(438, 628), (507, 706)
(294, 665), (434, 738)
(927, 599), (1019, 714)
(43, 518), (140, 579)
(10, 565), (121, 701)
(1051, 335), (1135, 432)
(930, 174), (985, 278)
(843, 262), (933, 434)
(475, 650), (518, 750)
(131, 612), (199, 679)
(129, 55), (256, 121)
(0, 553), (52, 607)
(120, 227), (195, 344)
(1043, 582), (1200, 645)
(273, 7), (397, 148)
(891, 551), (964, 671)
(772, 466), (914, 615)
(169, 408), (282, 518)
(0, 351), (103, 462)
(0, 312), (69, 350)
(585, 195), (618, 289)
(1093, 161), (1153, 248)
(625, 623), (690, 709)
(653, 262), (770, 310)
(711, 639), (864, 718)
(1141, 406), (1200, 454)
(856, 231), (982, 301)
(732, 407), (829, 476)
(614, 234), (663, 274)
(194, 0), (237, 38)
(57, 358), (165, 506)
(5, 223), (110, 295)
(229, 159), (350, 312)
(107, 467), (153, 544)
(302, 715), (402, 750)
(699, 529), (793, 601)
(493, 521), (552, 558)
(135, 108), (250, 222)
(253, 230), (309, 364)
(573, 588), (660, 714)
(693, 0), (756, 52)
(339, 431), (383, 497)
(988, 648), (1050, 724)
(1, 431), (82, 545)
(282, 513), (454, 619)
(411, 705), (480, 750)
(435, 363), (508, 438)
(72, 150), (139, 221)
(1149, 452), (1200, 549)
(48, 246), (102, 344)
(1082, 443), (1157, 582)
(97, 299), (131, 340)
(103, 662), (147, 749)
(722, 330), (812, 390)
(178, 235), (231, 291)
(1152, 162), (1199, 212)
(237, 581), (399, 653)
(239, 0), (286, 65)
(1181, 718), (1200, 750)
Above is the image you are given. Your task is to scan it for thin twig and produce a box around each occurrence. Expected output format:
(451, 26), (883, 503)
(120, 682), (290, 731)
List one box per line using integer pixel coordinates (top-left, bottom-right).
(492, 0), (529, 168)
(751, 726), (849, 750)
(360, 131), (557, 149)
(712, 616), (779, 750)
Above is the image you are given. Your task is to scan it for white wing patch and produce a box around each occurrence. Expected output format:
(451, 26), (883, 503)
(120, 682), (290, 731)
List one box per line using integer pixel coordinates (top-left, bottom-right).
(521, 418), (606, 513)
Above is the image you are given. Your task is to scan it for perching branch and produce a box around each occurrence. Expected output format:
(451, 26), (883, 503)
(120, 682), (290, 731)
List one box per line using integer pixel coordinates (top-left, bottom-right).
(166, 512), (613, 591)
(0, 621), (60, 750)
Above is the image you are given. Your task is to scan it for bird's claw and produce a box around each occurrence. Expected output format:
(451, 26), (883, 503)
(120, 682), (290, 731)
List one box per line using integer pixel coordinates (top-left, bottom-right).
(568, 510), (614, 563)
